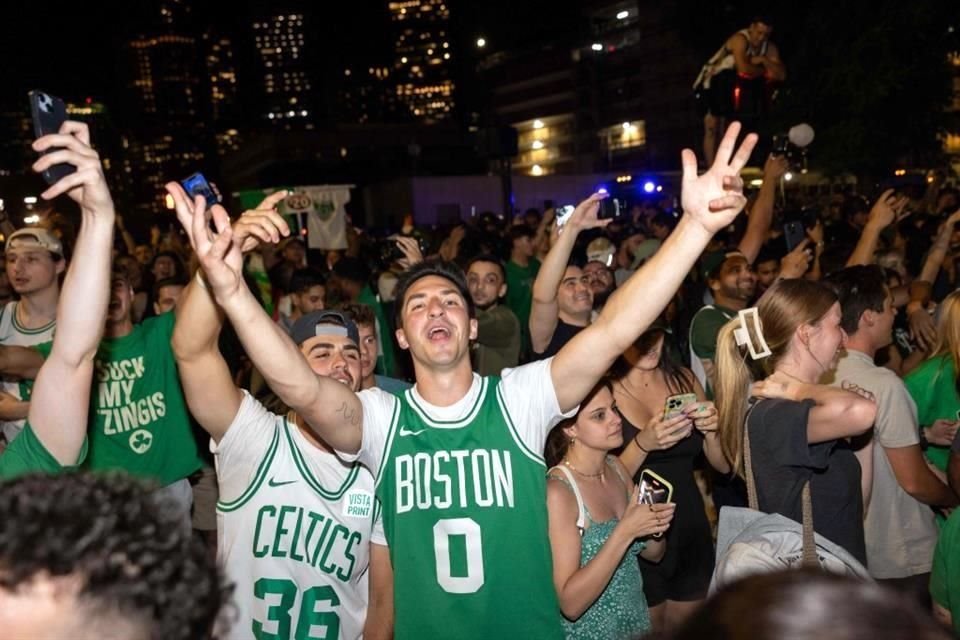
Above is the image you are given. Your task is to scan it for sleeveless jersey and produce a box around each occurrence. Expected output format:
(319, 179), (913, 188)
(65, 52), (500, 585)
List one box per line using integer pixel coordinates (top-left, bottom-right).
(0, 301), (55, 442)
(375, 376), (563, 639)
(217, 415), (377, 640)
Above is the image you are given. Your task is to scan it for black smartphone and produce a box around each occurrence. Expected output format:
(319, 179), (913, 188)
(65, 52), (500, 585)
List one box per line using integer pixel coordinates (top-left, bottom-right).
(28, 90), (76, 185)
(599, 197), (626, 220)
(180, 172), (222, 208)
(783, 220), (806, 252)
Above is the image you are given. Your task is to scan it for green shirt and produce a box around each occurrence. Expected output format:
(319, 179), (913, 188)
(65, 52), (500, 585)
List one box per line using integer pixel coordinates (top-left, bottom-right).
(35, 312), (203, 486)
(505, 258), (539, 357)
(904, 354), (959, 472)
(359, 284), (398, 378)
(931, 509), (960, 635)
(0, 422), (87, 480)
(473, 305), (521, 376)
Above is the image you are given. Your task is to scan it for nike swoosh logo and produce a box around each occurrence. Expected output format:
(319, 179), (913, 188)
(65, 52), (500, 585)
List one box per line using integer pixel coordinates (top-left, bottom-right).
(268, 478), (297, 487)
(399, 426), (426, 437)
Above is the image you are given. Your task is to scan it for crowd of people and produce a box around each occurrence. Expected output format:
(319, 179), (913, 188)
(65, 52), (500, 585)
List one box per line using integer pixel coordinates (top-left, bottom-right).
(3, 112), (960, 640)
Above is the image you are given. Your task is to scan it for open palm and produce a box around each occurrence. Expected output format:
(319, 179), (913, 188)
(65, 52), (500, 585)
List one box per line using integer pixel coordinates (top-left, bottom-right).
(680, 122), (757, 234)
(164, 182), (244, 299)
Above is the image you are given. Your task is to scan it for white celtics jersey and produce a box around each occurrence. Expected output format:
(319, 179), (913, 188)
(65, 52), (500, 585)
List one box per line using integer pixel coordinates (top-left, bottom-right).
(0, 301), (55, 442)
(216, 394), (380, 640)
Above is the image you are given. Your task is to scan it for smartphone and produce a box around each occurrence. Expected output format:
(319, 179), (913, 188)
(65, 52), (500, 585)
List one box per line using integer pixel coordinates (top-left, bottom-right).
(663, 393), (697, 419)
(180, 172), (222, 208)
(638, 469), (674, 505)
(555, 205), (575, 227)
(783, 220), (806, 252)
(28, 90), (76, 185)
(599, 197), (626, 220)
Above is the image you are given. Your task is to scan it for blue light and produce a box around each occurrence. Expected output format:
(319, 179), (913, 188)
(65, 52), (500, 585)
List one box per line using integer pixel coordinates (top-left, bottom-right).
(596, 186), (608, 195)
(643, 181), (656, 194)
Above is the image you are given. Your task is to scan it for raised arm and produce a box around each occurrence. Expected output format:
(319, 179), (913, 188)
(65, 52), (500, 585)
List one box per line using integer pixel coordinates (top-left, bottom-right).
(27, 122), (115, 464)
(552, 123), (757, 411)
(846, 190), (908, 267)
(529, 194), (608, 353)
(738, 154), (787, 262)
(169, 183), (365, 453)
(166, 186), (290, 442)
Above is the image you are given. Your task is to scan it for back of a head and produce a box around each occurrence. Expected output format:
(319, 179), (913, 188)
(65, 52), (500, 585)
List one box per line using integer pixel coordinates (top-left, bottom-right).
(932, 289), (960, 361)
(824, 265), (887, 335)
(0, 472), (227, 640)
(670, 569), (950, 640)
(715, 279), (837, 472)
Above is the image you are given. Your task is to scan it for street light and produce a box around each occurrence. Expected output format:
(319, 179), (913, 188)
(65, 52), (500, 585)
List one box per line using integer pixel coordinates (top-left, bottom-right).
(617, 10), (629, 19)
(476, 37), (486, 48)
(23, 196), (37, 205)
(591, 43), (603, 52)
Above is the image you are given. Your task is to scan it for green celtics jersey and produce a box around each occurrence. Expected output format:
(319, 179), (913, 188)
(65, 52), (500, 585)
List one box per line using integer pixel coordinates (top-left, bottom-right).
(374, 375), (564, 639)
(216, 392), (380, 640)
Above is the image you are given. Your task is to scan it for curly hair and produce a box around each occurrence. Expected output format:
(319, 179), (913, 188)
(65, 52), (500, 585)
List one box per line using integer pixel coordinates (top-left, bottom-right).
(0, 472), (229, 639)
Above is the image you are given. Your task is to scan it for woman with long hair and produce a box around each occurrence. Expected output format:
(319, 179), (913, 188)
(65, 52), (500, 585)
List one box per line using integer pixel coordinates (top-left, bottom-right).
(905, 290), (960, 478)
(612, 325), (728, 633)
(545, 380), (675, 640)
(714, 278), (876, 564)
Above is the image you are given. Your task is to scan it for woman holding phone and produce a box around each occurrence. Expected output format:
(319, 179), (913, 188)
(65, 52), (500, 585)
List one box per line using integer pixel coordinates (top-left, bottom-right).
(545, 380), (675, 639)
(612, 324), (729, 633)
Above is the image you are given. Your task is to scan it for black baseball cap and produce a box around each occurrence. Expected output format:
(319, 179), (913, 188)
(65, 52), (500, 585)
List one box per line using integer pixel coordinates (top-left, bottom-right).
(290, 310), (360, 348)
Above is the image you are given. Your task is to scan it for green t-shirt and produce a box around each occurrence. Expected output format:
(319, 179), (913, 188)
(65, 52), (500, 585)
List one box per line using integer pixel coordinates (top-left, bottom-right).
(904, 354), (959, 472)
(504, 258), (540, 355)
(359, 284), (398, 378)
(931, 509), (960, 635)
(689, 304), (736, 361)
(0, 422), (87, 480)
(34, 312), (203, 486)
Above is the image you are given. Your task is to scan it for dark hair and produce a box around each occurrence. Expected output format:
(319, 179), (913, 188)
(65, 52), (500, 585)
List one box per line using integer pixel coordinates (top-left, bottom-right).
(289, 267), (326, 295)
(393, 259), (476, 329)
(151, 275), (188, 301)
(754, 242), (785, 266)
(614, 328), (694, 396)
(842, 194), (871, 221)
(544, 379), (613, 467)
(651, 211), (678, 231)
(824, 265), (887, 335)
(671, 568), (950, 640)
(749, 14), (774, 27)
(337, 301), (376, 329)
(508, 225), (535, 243)
(150, 251), (186, 279)
(465, 253), (506, 281)
(0, 472), (228, 639)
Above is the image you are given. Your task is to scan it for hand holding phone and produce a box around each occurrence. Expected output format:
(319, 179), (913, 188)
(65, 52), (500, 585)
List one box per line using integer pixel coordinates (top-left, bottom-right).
(29, 90), (75, 185)
(664, 393), (697, 419)
(31, 120), (114, 217)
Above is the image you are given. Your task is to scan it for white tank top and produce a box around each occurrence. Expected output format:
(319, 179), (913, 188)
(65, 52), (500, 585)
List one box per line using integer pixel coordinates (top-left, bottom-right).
(0, 301), (55, 441)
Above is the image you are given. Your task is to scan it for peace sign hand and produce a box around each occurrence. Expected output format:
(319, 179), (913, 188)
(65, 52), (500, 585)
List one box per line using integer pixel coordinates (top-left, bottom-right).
(164, 182), (244, 301)
(680, 121), (758, 235)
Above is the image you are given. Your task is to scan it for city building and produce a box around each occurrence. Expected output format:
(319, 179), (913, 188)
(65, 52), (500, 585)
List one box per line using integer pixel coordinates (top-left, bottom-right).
(480, 1), (699, 176)
(204, 30), (242, 156)
(251, 11), (315, 129)
(388, 0), (456, 122)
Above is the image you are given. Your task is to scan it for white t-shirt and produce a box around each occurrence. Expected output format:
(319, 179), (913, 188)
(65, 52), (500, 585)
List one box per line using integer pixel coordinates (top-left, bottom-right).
(215, 391), (384, 640)
(0, 301), (55, 442)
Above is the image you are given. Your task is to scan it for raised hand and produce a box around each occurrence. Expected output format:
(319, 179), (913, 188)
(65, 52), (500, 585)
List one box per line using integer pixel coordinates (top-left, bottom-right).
(232, 190), (291, 253)
(680, 121), (758, 235)
(32, 121), (114, 219)
(867, 189), (910, 230)
(164, 182), (244, 301)
(564, 192), (611, 234)
(395, 235), (424, 269)
(780, 239), (813, 279)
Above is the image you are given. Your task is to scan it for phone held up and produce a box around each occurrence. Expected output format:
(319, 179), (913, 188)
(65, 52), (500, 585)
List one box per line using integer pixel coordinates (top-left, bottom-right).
(180, 172), (223, 208)
(29, 90), (75, 185)
(638, 469), (674, 537)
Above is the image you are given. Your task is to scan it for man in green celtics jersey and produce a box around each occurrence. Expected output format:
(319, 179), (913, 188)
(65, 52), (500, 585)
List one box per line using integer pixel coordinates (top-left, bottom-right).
(180, 123), (758, 639)
(0, 120), (114, 476)
(166, 182), (393, 640)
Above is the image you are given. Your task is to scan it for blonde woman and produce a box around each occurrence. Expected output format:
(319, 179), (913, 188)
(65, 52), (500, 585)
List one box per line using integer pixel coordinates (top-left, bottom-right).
(714, 279), (876, 564)
(905, 291), (960, 477)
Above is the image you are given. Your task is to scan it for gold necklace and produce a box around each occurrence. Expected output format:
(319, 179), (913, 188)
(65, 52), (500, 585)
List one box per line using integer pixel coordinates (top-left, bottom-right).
(563, 458), (605, 479)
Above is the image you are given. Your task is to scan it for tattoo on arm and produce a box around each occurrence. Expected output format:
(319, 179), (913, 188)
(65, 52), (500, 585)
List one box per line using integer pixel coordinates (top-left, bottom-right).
(337, 401), (361, 427)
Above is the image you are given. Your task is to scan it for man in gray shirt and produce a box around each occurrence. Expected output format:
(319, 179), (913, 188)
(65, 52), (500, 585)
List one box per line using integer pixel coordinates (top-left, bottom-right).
(826, 265), (957, 604)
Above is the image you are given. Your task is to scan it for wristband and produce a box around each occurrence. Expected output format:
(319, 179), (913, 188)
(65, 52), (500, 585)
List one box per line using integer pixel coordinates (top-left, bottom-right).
(634, 432), (649, 453)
